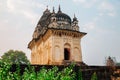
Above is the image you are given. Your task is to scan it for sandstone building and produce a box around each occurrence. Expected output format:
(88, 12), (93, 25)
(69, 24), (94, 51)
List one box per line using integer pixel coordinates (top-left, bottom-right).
(28, 6), (87, 65)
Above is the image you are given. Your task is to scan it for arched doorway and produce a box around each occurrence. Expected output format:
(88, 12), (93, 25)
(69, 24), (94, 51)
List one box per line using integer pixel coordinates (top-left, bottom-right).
(64, 48), (70, 60)
(64, 43), (71, 60)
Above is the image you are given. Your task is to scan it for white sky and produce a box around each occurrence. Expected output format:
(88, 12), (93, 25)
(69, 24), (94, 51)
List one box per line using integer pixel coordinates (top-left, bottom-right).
(0, 0), (120, 65)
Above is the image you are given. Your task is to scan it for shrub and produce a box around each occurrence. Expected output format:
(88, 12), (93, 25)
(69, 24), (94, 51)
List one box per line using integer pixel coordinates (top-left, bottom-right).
(0, 62), (77, 80)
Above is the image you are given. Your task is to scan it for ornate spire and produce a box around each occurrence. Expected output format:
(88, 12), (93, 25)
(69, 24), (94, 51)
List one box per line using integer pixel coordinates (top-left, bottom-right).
(74, 14), (76, 18)
(73, 13), (78, 21)
(58, 5), (62, 13)
(46, 5), (48, 10)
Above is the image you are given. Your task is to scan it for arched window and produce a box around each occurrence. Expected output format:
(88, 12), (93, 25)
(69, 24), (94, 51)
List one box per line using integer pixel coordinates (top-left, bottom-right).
(54, 46), (61, 61)
(74, 47), (81, 61)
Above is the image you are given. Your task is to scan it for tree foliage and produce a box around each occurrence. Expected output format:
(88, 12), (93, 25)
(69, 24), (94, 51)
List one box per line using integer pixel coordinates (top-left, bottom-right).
(91, 72), (98, 80)
(78, 69), (83, 80)
(0, 63), (76, 80)
(1, 50), (29, 64)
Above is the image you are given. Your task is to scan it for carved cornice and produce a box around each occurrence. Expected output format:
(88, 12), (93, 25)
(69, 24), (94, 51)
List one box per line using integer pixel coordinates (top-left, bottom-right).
(50, 28), (87, 38)
(28, 28), (86, 50)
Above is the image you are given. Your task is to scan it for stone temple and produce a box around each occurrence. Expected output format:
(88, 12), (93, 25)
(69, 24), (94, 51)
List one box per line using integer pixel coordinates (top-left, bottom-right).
(28, 6), (87, 65)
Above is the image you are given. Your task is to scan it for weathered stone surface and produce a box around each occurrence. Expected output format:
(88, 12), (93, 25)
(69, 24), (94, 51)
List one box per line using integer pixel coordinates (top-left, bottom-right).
(28, 6), (86, 65)
(29, 29), (86, 65)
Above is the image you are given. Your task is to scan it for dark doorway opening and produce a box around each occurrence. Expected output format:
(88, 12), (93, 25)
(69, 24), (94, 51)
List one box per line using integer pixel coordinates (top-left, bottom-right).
(64, 48), (70, 60)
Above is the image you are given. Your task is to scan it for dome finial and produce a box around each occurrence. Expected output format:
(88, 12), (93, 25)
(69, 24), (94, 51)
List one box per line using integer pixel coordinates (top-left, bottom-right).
(45, 5), (49, 11)
(53, 6), (55, 13)
(43, 5), (50, 14)
(58, 5), (62, 13)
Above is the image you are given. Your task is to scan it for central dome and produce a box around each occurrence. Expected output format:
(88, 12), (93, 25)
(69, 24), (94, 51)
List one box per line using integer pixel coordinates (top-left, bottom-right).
(55, 12), (71, 24)
(37, 6), (71, 28)
(32, 6), (78, 39)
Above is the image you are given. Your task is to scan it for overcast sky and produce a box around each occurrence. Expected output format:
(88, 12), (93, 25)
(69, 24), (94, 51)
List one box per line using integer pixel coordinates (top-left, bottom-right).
(0, 0), (120, 65)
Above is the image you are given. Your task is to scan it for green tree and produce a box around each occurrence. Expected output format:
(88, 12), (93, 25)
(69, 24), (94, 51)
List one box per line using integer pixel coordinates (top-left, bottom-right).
(1, 50), (30, 64)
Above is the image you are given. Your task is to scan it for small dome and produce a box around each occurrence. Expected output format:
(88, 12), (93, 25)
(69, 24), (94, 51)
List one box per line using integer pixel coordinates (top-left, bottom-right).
(38, 13), (51, 27)
(37, 8), (51, 28)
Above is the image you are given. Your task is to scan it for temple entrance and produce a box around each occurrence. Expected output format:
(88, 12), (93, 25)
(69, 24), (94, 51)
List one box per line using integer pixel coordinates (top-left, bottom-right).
(64, 48), (70, 60)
